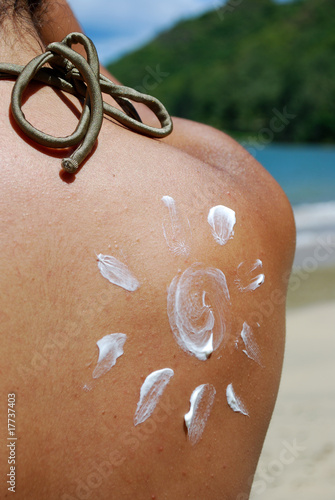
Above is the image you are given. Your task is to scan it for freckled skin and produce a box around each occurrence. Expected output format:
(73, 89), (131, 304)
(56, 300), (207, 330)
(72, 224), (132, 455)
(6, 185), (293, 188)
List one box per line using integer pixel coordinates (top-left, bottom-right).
(0, 3), (296, 500)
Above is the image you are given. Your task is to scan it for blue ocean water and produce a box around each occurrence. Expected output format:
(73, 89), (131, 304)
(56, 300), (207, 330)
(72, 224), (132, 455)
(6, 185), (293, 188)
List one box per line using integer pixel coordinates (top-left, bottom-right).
(254, 144), (335, 206)
(251, 144), (335, 268)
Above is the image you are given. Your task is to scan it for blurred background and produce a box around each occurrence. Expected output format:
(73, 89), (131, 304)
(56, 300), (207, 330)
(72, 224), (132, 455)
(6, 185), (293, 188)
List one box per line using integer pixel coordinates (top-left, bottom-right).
(68, 1), (335, 498)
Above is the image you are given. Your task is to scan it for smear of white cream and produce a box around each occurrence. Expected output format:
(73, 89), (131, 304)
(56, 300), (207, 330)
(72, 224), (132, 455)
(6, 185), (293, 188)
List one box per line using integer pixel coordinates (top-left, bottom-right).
(226, 383), (249, 416)
(97, 254), (140, 291)
(208, 205), (236, 245)
(161, 196), (191, 256)
(241, 322), (263, 366)
(92, 333), (126, 379)
(235, 259), (265, 292)
(167, 263), (231, 360)
(184, 384), (216, 445)
(134, 368), (174, 426)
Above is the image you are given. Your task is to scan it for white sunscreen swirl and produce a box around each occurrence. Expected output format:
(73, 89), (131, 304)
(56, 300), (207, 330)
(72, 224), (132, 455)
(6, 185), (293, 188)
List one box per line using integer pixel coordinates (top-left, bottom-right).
(161, 195), (191, 256)
(167, 263), (231, 360)
(184, 384), (216, 445)
(97, 254), (140, 291)
(226, 383), (249, 416)
(208, 205), (236, 245)
(134, 368), (174, 426)
(241, 322), (263, 366)
(235, 259), (265, 292)
(92, 333), (126, 379)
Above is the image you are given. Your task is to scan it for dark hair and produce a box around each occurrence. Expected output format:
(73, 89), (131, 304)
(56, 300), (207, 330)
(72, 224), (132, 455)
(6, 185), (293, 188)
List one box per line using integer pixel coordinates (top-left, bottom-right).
(0, 0), (46, 30)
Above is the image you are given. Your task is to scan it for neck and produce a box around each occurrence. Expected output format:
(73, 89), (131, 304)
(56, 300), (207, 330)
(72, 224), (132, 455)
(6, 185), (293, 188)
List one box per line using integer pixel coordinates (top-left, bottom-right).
(0, 18), (44, 66)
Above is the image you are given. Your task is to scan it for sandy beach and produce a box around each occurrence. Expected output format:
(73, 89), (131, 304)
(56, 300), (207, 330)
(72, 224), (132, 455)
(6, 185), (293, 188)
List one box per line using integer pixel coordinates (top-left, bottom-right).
(250, 300), (335, 499)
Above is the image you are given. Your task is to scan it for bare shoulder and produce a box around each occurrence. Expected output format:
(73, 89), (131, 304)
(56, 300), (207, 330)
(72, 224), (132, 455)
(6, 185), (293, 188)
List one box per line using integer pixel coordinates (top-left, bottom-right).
(164, 116), (296, 264)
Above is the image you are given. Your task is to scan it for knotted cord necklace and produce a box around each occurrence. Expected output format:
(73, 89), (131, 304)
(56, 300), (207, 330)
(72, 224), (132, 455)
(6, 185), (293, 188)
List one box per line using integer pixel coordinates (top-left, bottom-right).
(0, 32), (173, 173)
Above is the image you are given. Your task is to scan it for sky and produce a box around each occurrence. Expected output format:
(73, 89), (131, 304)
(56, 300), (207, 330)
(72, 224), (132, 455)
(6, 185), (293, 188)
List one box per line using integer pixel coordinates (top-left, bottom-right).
(67, 0), (291, 64)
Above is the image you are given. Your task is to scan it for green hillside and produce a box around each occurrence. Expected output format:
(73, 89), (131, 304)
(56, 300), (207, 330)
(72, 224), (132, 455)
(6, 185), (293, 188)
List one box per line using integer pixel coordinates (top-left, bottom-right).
(107, 0), (335, 143)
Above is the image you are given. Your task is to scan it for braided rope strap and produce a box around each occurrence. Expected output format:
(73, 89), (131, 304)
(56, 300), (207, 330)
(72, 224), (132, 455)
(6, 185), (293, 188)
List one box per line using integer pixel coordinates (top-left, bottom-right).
(0, 32), (173, 173)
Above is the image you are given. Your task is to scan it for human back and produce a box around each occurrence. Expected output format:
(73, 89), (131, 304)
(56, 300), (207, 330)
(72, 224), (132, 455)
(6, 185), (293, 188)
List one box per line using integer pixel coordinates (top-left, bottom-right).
(0, 2), (295, 499)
